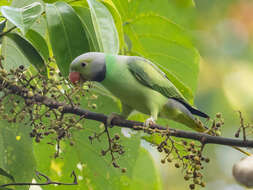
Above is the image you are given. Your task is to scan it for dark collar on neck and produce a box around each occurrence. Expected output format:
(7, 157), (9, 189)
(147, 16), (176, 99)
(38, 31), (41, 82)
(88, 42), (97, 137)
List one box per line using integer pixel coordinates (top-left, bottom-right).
(93, 62), (106, 82)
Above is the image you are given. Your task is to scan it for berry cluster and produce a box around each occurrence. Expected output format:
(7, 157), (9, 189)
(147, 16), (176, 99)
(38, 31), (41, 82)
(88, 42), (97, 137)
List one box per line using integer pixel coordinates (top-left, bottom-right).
(0, 65), (95, 157)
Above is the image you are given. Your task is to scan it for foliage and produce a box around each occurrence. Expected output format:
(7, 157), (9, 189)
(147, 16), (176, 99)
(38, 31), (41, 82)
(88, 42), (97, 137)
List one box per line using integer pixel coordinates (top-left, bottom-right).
(0, 0), (220, 190)
(0, 2), (43, 35)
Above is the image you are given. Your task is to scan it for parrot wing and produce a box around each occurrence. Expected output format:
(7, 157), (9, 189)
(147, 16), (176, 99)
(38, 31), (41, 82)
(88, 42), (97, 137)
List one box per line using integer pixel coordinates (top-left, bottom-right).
(127, 57), (209, 118)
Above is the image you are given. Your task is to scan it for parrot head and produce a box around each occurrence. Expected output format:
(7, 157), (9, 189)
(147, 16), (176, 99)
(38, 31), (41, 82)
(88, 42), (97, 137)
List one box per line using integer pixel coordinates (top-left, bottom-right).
(69, 52), (106, 84)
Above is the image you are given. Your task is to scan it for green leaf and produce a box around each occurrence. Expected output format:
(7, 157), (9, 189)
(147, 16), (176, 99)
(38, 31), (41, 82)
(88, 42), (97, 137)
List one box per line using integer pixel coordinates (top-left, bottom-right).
(173, 0), (195, 8)
(43, 0), (85, 4)
(0, 99), (36, 190)
(0, 2), (44, 34)
(100, 0), (125, 53)
(25, 29), (49, 61)
(45, 1), (89, 77)
(11, 0), (43, 8)
(0, 0), (11, 7)
(0, 187), (14, 190)
(73, 6), (100, 52)
(0, 20), (6, 33)
(112, 0), (200, 102)
(1, 33), (46, 73)
(87, 0), (119, 54)
(0, 121), (36, 190)
(0, 168), (15, 182)
(0, 20), (6, 43)
(29, 15), (47, 37)
(127, 148), (162, 190)
(8, 0), (47, 37)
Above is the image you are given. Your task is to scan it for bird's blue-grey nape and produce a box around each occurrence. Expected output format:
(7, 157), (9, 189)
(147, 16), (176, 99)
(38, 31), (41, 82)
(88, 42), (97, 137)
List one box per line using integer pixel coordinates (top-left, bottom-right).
(86, 52), (106, 82)
(70, 52), (105, 69)
(72, 52), (105, 62)
(93, 60), (106, 82)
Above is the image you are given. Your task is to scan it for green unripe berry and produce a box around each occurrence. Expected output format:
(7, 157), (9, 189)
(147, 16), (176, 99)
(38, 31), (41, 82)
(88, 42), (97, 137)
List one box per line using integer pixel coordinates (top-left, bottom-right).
(215, 131), (221, 136)
(193, 178), (200, 184)
(216, 113), (222, 118)
(195, 165), (201, 170)
(194, 156), (200, 162)
(200, 182), (206, 187)
(91, 104), (97, 109)
(58, 106), (64, 112)
(76, 123), (82, 128)
(27, 91), (33, 98)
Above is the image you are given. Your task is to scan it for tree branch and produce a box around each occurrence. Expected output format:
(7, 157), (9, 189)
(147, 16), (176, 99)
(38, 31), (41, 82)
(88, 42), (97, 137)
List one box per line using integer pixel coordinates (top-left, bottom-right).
(0, 171), (77, 187)
(2, 78), (253, 149)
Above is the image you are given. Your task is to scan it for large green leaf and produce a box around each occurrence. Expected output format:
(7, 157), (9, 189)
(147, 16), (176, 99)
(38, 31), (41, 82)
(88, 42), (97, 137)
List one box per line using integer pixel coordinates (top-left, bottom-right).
(113, 0), (200, 102)
(0, 1), (11, 11)
(174, 0), (195, 7)
(125, 148), (162, 190)
(43, 0), (84, 4)
(0, 2), (44, 34)
(100, 0), (125, 53)
(11, 0), (43, 8)
(25, 29), (49, 61)
(0, 168), (15, 182)
(0, 122), (36, 190)
(87, 0), (119, 54)
(0, 98), (36, 190)
(45, 1), (89, 77)
(8, 0), (47, 38)
(73, 6), (100, 52)
(1, 33), (46, 73)
(114, 0), (195, 28)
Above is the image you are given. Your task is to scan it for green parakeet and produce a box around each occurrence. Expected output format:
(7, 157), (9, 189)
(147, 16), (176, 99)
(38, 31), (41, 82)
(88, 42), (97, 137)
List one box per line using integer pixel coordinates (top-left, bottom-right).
(68, 52), (209, 131)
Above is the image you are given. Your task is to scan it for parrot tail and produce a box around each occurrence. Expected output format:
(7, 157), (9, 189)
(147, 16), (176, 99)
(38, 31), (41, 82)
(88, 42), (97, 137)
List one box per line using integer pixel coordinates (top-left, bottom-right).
(172, 98), (209, 119)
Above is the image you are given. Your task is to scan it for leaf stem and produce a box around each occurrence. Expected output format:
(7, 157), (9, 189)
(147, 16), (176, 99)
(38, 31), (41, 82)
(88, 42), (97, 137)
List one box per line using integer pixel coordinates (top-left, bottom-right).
(0, 26), (16, 38)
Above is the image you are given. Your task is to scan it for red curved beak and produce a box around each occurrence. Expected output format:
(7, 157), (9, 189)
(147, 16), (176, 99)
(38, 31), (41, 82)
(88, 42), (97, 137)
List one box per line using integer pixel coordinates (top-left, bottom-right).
(69, 72), (80, 84)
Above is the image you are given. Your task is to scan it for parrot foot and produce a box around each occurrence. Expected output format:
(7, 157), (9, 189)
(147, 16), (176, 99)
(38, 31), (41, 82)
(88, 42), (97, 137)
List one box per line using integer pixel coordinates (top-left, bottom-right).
(144, 117), (156, 128)
(106, 112), (124, 127)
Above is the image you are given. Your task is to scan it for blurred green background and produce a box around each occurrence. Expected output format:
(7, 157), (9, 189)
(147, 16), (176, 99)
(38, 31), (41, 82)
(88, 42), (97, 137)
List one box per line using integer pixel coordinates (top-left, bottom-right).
(152, 0), (253, 189)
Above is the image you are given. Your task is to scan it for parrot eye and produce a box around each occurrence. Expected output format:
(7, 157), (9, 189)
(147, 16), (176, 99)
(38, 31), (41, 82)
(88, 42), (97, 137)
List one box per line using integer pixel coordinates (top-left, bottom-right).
(81, 62), (87, 67)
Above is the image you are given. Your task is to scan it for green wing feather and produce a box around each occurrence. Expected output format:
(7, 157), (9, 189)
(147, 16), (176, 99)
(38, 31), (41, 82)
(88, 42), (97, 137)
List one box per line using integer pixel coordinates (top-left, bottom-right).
(127, 56), (209, 119)
(127, 57), (186, 101)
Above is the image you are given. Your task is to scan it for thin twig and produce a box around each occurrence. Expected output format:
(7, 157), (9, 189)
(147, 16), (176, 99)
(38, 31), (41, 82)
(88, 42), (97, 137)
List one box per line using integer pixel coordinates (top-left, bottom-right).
(238, 111), (247, 141)
(104, 125), (116, 163)
(0, 171), (77, 187)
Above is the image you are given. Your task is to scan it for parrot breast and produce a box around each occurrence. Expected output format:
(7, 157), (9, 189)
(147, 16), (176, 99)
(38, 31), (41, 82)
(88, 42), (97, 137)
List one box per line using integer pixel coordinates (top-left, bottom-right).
(69, 72), (80, 84)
